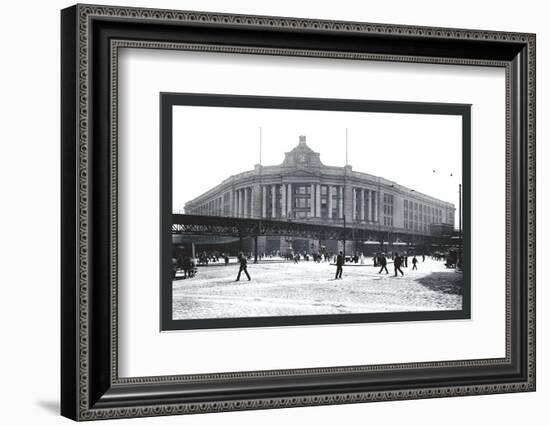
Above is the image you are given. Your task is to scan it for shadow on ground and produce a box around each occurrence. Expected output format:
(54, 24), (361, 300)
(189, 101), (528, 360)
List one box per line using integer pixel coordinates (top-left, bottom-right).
(416, 271), (463, 295)
(35, 400), (59, 415)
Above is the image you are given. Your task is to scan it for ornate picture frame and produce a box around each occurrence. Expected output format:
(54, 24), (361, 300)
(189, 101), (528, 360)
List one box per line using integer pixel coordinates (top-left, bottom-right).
(61, 4), (535, 421)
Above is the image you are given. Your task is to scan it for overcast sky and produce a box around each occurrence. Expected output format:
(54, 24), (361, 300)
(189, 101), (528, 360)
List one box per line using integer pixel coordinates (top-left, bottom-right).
(172, 106), (463, 222)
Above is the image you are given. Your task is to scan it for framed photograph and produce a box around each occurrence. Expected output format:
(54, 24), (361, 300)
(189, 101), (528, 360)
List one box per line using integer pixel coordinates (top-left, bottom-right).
(61, 4), (536, 421)
(161, 93), (471, 331)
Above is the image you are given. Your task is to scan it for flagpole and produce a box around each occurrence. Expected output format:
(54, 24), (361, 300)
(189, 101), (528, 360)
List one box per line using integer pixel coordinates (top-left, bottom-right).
(259, 127), (262, 166)
(256, 126), (263, 264)
(343, 128), (348, 259)
(345, 128), (349, 165)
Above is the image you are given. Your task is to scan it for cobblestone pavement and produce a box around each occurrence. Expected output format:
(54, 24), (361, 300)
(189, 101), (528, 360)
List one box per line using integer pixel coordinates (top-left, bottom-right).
(172, 258), (463, 320)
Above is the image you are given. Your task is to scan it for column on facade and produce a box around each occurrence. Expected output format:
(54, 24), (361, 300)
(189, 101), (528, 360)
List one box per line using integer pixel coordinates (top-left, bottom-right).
(239, 188), (244, 217)
(310, 184), (315, 217)
(316, 184), (321, 218)
(352, 188), (357, 220)
(244, 188), (248, 217)
(287, 184), (292, 217)
(271, 184), (276, 218)
(373, 191), (379, 222)
(262, 186), (267, 217)
(252, 184), (261, 218)
(249, 187), (254, 218)
(339, 186), (344, 219)
(360, 189), (365, 221)
(237, 189), (243, 217)
(328, 186), (333, 219)
(281, 184), (287, 218)
(229, 190), (234, 216)
(220, 196), (224, 215)
(367, 190), (372, 222)
(243, 188), (250, 217)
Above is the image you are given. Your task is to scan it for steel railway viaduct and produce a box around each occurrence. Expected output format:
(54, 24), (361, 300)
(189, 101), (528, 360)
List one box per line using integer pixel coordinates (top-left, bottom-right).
(172, 214), (458, 262)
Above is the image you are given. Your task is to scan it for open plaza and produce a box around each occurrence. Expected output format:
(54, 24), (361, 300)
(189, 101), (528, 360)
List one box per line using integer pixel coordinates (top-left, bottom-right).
(172, 257), (463, 320)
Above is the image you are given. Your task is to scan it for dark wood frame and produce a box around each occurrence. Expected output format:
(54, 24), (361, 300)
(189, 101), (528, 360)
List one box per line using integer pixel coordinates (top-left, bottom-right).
(61, 4), (535, 421)
(160, 93), (472, 331)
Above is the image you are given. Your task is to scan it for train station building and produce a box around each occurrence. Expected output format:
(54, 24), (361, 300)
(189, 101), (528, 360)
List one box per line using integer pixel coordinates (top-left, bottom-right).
(182, 136), (456, 256)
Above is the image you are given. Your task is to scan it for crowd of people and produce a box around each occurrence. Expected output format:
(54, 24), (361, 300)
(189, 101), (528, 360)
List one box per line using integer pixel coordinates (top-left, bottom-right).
(173, 247), (460, 283)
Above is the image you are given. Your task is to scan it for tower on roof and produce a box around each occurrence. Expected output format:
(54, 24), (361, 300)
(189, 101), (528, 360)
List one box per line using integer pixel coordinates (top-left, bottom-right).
(281, 135), (323, 167)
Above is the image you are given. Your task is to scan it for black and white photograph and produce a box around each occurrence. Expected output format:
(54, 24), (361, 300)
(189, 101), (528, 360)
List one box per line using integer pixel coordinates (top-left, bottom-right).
(161, 94), (470, 330)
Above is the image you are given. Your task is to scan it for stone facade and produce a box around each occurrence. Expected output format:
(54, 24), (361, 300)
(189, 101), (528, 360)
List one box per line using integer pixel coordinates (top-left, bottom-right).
(184, 136), (455, 238)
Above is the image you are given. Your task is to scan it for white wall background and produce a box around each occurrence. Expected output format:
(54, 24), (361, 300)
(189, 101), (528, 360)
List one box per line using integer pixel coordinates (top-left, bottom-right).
(0, 0), (546, 425)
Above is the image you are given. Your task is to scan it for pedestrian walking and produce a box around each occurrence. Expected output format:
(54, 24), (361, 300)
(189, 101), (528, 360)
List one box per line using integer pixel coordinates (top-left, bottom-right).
(235, 252), (251, 281)
(422, 254), (425, 262)
(378, 255), (389, 274)
(412, 256), (418, 270)
(394, 254), (404, 276)
(335, 251), (344, 279)
(404, 254), (408, 268)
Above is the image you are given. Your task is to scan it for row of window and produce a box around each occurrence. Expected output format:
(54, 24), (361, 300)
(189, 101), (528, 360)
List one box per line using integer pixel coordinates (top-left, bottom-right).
(195, 188), (449, 231)
(404, 200), (443, 232)
(383, 194), (394, 226)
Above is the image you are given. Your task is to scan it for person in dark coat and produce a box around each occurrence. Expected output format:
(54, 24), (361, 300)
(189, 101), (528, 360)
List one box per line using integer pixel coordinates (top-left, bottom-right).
(182, 256), (192, 278)
(412, 256), (418, 270)
(235, 252), (251, 281)
(378, 255), (388, 274)
(335, 251), (344, 279)
(394, 254), (404, 276)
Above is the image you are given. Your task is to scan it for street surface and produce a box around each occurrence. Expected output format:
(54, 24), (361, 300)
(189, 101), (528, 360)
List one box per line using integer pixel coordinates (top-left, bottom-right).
(172, 258), (463, 320)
